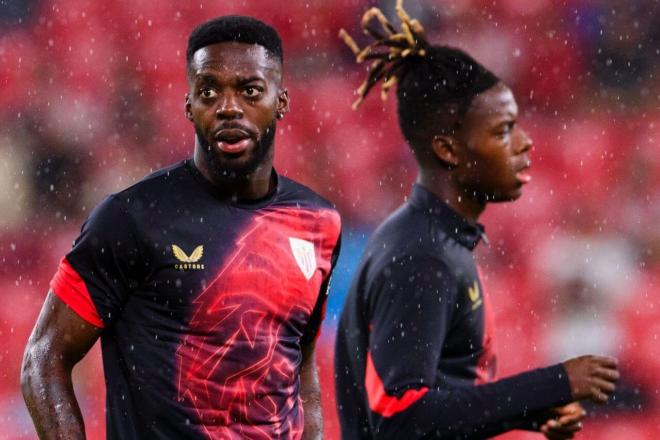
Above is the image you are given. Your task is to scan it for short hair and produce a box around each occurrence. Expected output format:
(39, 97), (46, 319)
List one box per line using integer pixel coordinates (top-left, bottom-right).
(186, 16), (283, 67)
(340, 1), (499, 146)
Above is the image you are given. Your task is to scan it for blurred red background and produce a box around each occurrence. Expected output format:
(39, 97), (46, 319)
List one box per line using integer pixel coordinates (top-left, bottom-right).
(1, 0), (658, 438)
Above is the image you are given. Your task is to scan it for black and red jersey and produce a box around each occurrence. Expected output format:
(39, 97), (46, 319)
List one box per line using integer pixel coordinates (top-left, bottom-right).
(50, 159), (341, 439)
(334, 184), (572, 439)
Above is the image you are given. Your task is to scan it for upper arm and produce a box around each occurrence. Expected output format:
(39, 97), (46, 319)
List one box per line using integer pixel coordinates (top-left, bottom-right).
(23, 291), (101, 373)
(301, 333), (317, 365)
(54, 195), (143, 328)
(301, 231), (342, 346)
(24, 195), (137, 372)
(365, 255), (457, 416)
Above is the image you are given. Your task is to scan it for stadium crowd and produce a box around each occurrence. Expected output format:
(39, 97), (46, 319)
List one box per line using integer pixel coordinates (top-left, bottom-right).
(0, 0), (658, 438)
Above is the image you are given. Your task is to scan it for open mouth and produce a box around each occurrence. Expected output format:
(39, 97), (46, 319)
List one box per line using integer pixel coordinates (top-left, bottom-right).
(515, 169), (532, 184)
(215, 129), (253, 154)
(515, 160), (532, 184)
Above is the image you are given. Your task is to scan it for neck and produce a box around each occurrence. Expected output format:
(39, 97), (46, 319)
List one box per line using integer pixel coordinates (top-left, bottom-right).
(417, 170), (486, 224)
(193, 148), (275, 200)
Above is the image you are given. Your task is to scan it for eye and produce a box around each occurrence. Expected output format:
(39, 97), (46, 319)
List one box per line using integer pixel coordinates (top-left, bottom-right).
(199, 88), (217, 99)
(497, 121), (515, 137)
(243, 86), (263, 98)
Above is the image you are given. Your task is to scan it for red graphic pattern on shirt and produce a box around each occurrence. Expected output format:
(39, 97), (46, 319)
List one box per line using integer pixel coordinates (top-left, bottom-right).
(175, 208), (340, 439)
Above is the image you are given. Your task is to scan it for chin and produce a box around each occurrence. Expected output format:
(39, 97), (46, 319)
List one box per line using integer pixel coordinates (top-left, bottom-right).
(210, 140), (272, 176)
(216, 159), (261, 177)
(503, 189), (524, 201)
(484, 187), (523, 203)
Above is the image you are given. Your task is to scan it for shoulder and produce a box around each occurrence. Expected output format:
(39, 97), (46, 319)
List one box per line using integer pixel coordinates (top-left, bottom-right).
(89, 160), (195, 223)
(276, 176), (342, 244)
(367, 249), (457, 289)
(358, 249), (459, 318)
(81, 161), (190, 233)
(363, 203), (435, 264)
(277, 176), (338, 212)
(359, 206), (460, 292)
(111, 160), (190, 202)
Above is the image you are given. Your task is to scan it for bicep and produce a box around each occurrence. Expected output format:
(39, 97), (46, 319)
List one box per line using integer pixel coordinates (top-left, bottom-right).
(26, 290), (101, 367)
(367, 257), (457, 390)
(301, 233), (341, 345)
(300, 337), (319, 389)
(301, 337), (316, 366)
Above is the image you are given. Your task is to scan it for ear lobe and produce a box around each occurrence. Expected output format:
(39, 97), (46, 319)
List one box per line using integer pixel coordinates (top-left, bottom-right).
(184, 94), (193, 121)
(431, 135), (460, 168)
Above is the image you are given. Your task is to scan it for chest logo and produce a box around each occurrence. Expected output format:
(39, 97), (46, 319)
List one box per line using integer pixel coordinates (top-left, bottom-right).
(468, 281), (483, 310)
(289, 237), (316, 281)
(172, 244), (205, 270)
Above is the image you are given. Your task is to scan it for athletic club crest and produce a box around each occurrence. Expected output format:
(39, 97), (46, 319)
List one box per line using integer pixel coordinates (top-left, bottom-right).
(288, 237), (316, 280)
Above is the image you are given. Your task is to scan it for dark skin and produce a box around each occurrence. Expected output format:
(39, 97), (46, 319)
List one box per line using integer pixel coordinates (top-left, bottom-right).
(185, 41), (290, 200)
(415, 82), (620, 439)
(21, 292), (100, 440)
(22, 42), (323, 440)
(420, 83), (532, 223)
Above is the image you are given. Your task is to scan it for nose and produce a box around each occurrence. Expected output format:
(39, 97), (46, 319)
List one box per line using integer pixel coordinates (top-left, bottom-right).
(216, 93), (243, 120)
(516, 129), (533, 154)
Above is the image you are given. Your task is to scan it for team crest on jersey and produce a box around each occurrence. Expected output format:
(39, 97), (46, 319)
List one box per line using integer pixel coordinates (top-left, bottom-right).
(289, 237), (316, 280)
(468, 280), (482, 310)
(172, 244), (205, 270)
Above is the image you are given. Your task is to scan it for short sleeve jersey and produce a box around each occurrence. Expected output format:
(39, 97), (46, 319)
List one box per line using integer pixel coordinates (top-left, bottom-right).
(335, 184), (571, 439)
(50, 159), (342, 439)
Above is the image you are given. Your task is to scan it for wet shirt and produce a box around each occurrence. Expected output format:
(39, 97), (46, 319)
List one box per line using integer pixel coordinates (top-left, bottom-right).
(335, 184), (571, 439)
(50, 159), (341, 439)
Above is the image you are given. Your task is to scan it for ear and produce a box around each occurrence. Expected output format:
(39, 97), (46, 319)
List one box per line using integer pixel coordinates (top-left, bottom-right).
(276, 88), (290, 119)
(431, 135), (460, 168)
(184, 93), (193, 122)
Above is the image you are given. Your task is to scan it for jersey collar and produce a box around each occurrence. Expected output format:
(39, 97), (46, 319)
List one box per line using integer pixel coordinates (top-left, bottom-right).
(186, 158), (280, 209)
(408, 184), (487, 250)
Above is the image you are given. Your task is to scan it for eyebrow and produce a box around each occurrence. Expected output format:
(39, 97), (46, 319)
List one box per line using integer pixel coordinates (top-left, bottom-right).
(490, 107), (518, 119)
(193, 73), (266, 85)
(497, 112), (517, 120)
(194, 74), (219, 84)
(235, 75), (266, 85)
(489, 115), (517, 130)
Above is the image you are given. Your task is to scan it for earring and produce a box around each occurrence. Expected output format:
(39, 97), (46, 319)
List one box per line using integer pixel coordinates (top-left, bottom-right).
(276, 112), (284, 120)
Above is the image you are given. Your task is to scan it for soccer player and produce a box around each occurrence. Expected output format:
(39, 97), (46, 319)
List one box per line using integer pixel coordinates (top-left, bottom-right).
(334, 3), (619, 439)
(21, 16), (341, 440)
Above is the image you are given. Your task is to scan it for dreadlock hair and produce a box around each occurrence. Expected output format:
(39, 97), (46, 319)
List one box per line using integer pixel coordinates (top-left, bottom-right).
(340, 0), (500, 153)
(187, 16), (283, 69)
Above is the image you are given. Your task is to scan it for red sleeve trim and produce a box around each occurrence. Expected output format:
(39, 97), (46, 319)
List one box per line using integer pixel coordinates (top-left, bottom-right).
(50, 257), (105, 328)
(365, 351), (428, 418)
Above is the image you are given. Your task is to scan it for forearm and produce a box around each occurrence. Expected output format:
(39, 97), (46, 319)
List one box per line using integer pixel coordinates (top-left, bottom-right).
(20, 292), (100, 440)
(371, 364), (573, 439)
(21, 346), (85, 439)
(300, 346), (323, 440)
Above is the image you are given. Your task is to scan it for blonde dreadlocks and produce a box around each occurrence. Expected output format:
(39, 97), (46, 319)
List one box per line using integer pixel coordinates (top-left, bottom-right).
(339, 0), (429, 109)
(339, 0), (500, 148)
